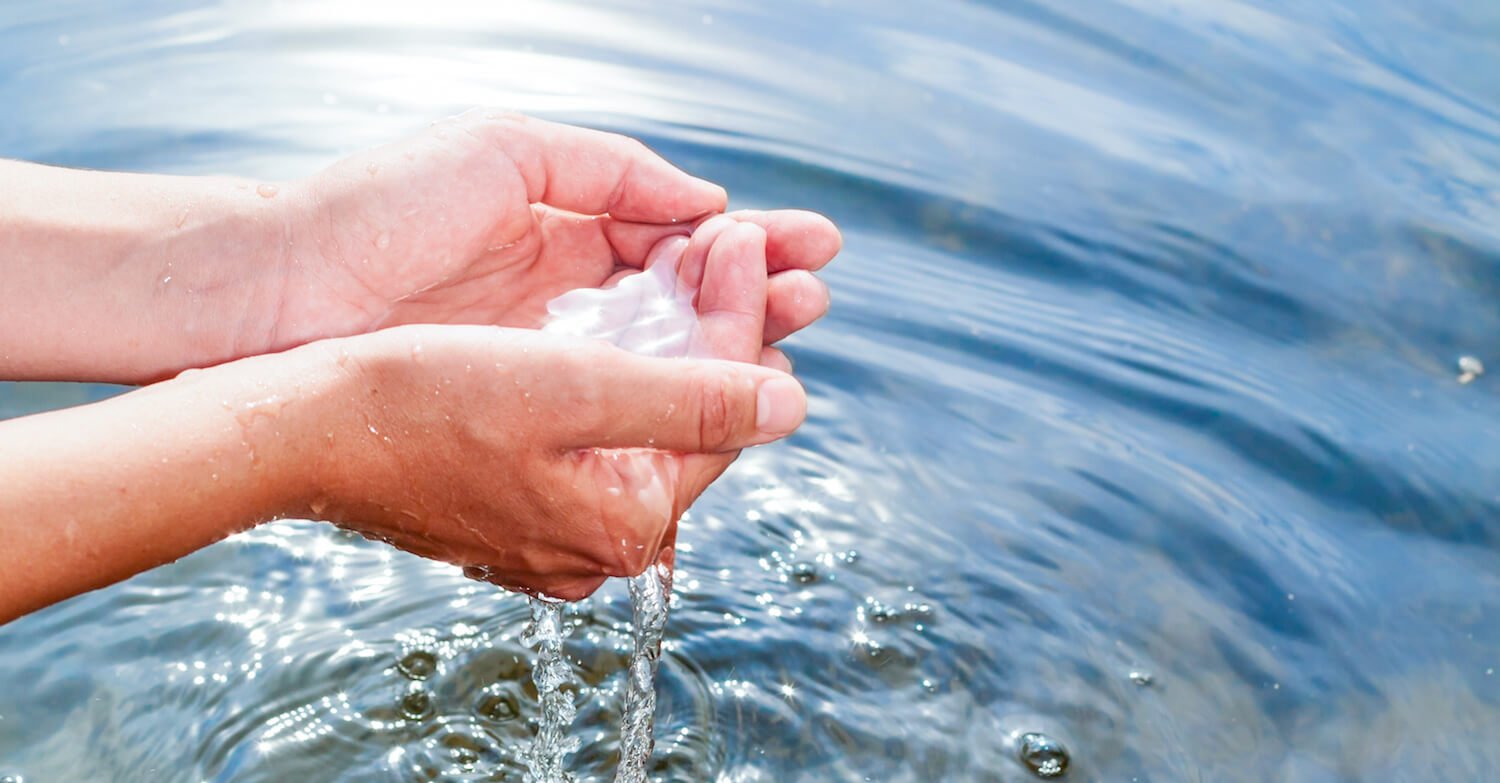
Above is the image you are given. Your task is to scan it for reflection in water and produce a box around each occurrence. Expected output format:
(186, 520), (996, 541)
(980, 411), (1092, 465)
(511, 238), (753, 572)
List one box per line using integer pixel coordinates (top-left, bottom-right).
(3, 0), (1500, 781)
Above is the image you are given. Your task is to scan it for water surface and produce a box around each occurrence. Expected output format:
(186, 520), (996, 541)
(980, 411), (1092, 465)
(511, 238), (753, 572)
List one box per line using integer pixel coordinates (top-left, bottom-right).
(3, 1), (1500, 780)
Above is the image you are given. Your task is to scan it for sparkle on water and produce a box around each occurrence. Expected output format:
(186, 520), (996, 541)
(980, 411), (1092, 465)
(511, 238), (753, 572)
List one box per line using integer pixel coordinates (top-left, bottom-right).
(4, 1), (1500, 782)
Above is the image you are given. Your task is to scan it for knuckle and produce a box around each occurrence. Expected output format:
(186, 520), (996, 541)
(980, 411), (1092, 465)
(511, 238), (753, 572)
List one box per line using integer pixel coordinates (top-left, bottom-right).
(692, 372), (738, 452)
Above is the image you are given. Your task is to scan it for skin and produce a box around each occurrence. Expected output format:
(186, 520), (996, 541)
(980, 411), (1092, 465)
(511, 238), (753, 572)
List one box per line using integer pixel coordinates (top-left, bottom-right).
(0, 111), (841, 623)
(0, 110), (838, 384)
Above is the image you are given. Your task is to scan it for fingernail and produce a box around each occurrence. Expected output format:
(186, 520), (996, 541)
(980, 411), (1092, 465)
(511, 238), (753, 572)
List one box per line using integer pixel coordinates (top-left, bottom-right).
(756, 376), (806, 436)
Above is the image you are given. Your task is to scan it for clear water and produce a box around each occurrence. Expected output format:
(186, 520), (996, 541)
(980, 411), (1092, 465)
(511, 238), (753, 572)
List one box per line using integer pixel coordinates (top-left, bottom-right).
(613, 564), (672, 783)
(521, 598), (580, 783)
(3, 1), (1500, 781)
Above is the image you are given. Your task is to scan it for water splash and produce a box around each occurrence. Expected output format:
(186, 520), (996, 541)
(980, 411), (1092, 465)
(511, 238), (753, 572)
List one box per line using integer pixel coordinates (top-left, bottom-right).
(521, 597), (579, 783)
(613, 561), (673, 783)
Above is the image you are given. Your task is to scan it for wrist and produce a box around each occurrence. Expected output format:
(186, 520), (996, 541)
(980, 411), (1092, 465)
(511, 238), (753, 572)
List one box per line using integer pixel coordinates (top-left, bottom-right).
(259, 334), (406, 525)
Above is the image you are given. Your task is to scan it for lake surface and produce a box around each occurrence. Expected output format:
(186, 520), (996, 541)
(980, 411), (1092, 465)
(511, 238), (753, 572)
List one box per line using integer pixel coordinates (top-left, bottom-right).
(3, 1), (1500, 780)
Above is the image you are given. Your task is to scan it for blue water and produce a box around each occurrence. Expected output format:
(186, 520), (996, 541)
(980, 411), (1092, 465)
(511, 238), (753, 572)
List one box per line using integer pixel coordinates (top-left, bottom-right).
(3, 1), (1500, 780)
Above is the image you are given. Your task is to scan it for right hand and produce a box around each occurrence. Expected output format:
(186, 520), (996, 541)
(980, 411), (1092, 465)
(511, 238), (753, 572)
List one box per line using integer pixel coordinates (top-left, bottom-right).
(299, 324), (802, 601)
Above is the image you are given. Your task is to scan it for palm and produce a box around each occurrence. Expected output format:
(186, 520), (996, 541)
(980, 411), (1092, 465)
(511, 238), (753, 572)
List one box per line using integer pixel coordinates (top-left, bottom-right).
(289, 111), (838, 349)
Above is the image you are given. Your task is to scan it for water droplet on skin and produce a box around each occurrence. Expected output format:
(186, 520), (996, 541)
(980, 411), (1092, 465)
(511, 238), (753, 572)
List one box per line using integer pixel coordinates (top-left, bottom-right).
(255, 183), (279, 199)
(1018, 732), (1070, 778)
(175, 210), (189, 228)
(397, 650), (438, 680)
(375, 232), (391, 249)
(1129, 670), (1154, 687)
(365, 162), (379, 176)
(411, 343), (424, 362)
(159, 275), (172, 286)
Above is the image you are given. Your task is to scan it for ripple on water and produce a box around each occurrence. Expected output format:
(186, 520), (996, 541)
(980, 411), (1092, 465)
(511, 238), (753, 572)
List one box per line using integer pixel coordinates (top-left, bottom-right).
(6, 1), (1500, 781)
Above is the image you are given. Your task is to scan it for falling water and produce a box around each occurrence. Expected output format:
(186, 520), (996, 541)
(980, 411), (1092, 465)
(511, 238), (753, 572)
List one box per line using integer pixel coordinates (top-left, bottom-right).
(613, 561), (673, 783)
(525, 239), (706, 779)
(521, 597), (580, 783)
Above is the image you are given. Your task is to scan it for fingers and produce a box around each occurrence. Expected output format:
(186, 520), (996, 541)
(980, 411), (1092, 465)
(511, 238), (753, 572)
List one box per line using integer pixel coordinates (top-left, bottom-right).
(695, 223), (769, 363)
(726, 209), (843, 273)
(765, 270), (831, 344)
(760, 345), (792, 373)
(674, 214), (739, 294)
(557, 347), (807, 453)
(600, 209), (841, 272)
(603, 215), (833, 343)
(465, 111), (726, 222)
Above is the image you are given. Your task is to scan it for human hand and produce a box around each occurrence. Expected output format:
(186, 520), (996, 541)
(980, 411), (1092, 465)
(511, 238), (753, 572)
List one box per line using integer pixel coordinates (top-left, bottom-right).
(272, 110), (838, 353)
(304, 218), (780, 599)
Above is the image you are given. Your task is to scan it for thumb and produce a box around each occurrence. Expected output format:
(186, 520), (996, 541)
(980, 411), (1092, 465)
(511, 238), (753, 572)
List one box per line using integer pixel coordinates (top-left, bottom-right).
(557, 349), (807, 453)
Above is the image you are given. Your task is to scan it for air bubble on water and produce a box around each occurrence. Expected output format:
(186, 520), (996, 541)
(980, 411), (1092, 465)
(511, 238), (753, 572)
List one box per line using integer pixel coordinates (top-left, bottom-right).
(397, 650), (438, 680)
(1018, 732), (1070, 778)
(400, 689), (434, 721)
(442, 731), (484, 769)
(478, 690), (520, 721)
(1128, 670), (1154, 687)
(790, 562), (819, 584)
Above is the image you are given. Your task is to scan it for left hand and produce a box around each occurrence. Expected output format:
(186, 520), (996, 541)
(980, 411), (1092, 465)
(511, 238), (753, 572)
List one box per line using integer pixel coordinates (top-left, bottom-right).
(271, 110), (839, 352)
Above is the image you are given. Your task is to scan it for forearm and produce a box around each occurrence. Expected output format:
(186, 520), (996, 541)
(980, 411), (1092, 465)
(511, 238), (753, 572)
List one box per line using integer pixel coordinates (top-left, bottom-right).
(0, 347), (335, 623)
(0, 160), (301, 383)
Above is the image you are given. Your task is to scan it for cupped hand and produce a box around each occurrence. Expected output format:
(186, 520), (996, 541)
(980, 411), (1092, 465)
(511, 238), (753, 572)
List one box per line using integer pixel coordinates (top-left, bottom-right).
(272, 110), (838, 352)
(303, 220), (786, 600)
